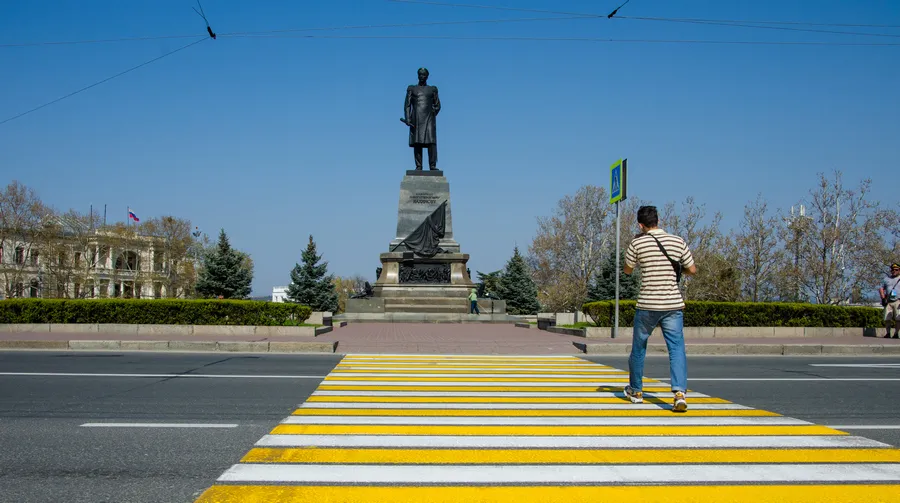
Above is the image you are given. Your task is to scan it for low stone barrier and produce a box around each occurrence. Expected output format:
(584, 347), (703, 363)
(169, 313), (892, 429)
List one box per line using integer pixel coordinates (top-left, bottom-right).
(0, 339), (337, 353)
(584, 326), (879, 338)
(583, 342), (900, 356)
(0, 323), (322, 337)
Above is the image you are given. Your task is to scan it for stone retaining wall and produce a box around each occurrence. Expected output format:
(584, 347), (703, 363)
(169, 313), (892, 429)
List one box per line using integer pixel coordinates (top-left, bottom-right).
(0, 323), (329, 337)
(584, 326), (878, 338)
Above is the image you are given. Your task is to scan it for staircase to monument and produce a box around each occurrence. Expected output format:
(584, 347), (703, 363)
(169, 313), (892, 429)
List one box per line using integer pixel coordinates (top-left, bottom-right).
(382, 297), (469, 314)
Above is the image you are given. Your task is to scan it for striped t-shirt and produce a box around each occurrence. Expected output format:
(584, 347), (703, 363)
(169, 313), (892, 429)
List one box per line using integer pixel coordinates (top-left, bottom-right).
(624, 228), (695, 311)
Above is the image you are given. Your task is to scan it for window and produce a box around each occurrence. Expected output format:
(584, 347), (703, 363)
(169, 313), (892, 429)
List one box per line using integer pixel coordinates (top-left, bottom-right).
(58, 251), (66, 266)
(29, 279), (39, 298)
(99, 280), (109, 298)
(30, 251), (39, 266)
(113, 282), (121, 298)
(14, 282), (24, 298)
(74, 283), (81, 298)
(134, 282), (142, 299)
(98, 246), (109, 268)
(154, 283), (162, 299)
(15, 246), (24, 265)
(74, 252), (82, 267)
(0, 246), (3, 264)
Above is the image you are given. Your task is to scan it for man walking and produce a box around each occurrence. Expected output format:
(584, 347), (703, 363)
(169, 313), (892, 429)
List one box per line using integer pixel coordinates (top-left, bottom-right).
(880, 263), (900, 339)
(622, 205), (698, 412)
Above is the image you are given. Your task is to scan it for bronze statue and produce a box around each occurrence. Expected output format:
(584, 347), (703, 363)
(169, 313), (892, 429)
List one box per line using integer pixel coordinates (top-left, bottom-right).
(401, 68), (441, 170)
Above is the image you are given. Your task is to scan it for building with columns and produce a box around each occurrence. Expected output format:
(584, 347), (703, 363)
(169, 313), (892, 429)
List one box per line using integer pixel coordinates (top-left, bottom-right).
(0, 218), (198, 300)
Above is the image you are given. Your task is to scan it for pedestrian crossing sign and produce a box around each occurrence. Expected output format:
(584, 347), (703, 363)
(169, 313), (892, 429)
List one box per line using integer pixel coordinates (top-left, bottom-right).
(610, 158), (627, 204)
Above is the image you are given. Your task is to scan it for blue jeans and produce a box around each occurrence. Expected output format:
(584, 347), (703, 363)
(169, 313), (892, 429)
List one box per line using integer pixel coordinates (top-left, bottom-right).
(470, 300), (480, 314)
(628, 309), (687, 393)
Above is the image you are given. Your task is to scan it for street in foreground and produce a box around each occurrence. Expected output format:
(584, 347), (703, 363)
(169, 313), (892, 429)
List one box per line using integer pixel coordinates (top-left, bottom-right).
(3, 352), (900, 502)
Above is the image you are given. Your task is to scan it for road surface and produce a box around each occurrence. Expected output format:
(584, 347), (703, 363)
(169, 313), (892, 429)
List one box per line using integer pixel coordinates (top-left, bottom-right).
(3, 351), (900, 502)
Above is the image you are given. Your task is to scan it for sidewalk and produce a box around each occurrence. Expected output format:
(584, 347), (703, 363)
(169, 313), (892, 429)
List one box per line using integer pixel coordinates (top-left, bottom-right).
(1, 323), (898, 355)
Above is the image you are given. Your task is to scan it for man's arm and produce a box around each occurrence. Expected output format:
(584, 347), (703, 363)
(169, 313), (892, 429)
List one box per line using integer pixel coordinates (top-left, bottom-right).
(681, 241), (698, 276)
(623, 240), (637, 275)
(432, 86), (440, 115)
(404, 86), (413, 123)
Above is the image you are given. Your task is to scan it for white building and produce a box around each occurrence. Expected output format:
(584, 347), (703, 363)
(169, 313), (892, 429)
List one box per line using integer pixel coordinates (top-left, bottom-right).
(272, 286), (289, 303)
(0, 218), (197, 300)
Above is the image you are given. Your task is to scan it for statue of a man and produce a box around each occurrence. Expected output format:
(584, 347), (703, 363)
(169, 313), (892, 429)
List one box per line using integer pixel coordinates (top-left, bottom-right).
(402, 68), (441, 170)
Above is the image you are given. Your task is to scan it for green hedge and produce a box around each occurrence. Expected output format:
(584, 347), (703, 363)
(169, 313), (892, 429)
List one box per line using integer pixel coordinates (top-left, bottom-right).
(582, 300), (881, 328)
(0, 299), (312, 326)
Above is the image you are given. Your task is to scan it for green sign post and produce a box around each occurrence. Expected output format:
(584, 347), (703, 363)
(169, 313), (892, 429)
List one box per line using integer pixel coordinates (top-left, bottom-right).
(610, 159), (628, 338)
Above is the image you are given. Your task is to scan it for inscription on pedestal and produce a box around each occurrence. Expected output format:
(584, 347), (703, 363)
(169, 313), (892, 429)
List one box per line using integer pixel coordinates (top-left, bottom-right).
(399, 263), (451, 284)
(410, 191), (439, 205)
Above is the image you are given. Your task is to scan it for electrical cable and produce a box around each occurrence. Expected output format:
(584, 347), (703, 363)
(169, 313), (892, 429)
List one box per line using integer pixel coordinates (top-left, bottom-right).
(388, 0), (900, 30)
(0, 37), (207, 126)
(223, 33), (900, 46)
(1, 15), (598, 48)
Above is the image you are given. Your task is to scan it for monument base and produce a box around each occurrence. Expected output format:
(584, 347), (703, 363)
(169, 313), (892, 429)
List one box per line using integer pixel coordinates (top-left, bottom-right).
(368, 252), (477, 314)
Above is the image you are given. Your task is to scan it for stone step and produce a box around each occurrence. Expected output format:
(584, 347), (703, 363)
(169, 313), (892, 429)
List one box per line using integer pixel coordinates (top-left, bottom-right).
(383, 297), (468, 306)
(375, 288), (471, 299)
(383, 304), (470, 314)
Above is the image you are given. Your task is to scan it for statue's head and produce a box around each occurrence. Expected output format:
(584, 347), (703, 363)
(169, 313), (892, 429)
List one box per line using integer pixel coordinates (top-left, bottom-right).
(417, 67), (429, 83)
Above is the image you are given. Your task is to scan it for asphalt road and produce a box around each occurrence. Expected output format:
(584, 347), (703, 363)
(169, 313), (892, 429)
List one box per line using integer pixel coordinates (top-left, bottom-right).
(3, 351), (900, 502)
(585, 355), (900, 446)
(0, 352), (342, 503)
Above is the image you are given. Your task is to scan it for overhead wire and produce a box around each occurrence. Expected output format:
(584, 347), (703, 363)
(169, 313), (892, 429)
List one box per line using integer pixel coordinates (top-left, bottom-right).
(387, 0), (900, 31)
(1, 16), (602, 48)
(223, 33), (900, 47)
(0, 37), (207, 126)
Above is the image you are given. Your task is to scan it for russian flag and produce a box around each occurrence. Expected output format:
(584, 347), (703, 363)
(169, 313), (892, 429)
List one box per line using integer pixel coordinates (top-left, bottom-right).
(128, 208), (140, 222)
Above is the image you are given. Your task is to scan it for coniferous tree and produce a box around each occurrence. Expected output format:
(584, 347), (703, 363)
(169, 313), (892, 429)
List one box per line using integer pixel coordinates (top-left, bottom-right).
(195, 229), (253, 299)
(476, 270), (502, 298)
(587, 251), (640, 301)
(498, 246), (541, 315)
(287, 235), (339, 312)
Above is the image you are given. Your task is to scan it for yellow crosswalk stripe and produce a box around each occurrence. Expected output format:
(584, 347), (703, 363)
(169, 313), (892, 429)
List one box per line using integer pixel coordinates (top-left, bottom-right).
(240, 447), (900, 464)
(193, 353), (900, 502)
(306, 395), (732, 403)
(195, 484), (900, 503)
(290, 408), (778, 417)
(317, 385), (678, 391)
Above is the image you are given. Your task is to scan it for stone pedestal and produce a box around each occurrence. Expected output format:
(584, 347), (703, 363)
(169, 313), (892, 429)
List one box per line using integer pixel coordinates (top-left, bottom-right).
(344, 170), (504, 318)
(388, 170), (460, 254)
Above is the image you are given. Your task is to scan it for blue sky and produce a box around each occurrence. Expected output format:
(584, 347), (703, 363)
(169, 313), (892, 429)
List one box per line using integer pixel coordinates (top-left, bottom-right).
(2, 1), (897, 296)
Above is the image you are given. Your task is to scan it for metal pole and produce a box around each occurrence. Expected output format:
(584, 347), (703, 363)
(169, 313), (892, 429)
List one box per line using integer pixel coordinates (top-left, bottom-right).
(613, 200), (621, 338)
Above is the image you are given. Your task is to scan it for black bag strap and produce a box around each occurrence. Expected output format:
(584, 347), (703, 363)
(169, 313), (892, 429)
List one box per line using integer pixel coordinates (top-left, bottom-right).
(648, 233), (683, 284)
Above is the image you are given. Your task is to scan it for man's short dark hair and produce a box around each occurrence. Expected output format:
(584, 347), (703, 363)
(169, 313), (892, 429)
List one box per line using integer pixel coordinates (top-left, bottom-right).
(637, 206), (659, 228)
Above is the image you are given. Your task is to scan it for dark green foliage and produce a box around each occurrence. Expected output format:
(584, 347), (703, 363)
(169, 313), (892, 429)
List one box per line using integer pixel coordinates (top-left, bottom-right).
(0, 299), (311, 326)
(476, 270), (502, 298)
(587, 252), (640, 301)
(287, 235), (339, 312)
(195, 229), (253, 299)
(581, 300), (881, 328)
(498, 246), (540, 315)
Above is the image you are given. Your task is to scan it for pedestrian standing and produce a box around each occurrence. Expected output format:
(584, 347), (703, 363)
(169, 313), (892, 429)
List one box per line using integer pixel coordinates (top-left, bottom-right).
(622, 205), (698, 412)
(880, 263), (900, 339)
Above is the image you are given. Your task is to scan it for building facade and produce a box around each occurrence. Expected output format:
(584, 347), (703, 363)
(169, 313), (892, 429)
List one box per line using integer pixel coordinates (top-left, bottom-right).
(272, 286), (288, 303)
(0, 222), (197, 300)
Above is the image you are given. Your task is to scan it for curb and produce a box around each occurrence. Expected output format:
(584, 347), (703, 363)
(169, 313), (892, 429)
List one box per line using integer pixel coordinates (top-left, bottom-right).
(583, 343), (900, 355)
(0, 340), (337, 353)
